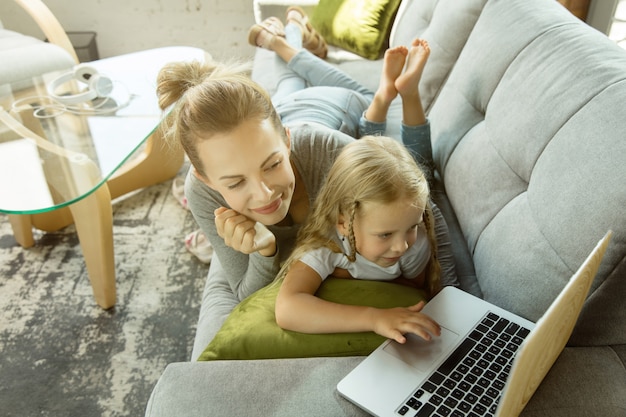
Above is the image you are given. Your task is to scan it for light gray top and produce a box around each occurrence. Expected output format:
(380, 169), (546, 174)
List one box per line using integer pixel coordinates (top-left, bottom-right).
(186, 123), (457, 301)
(301, 230), (431, 281)
(185, 123), (354, 300)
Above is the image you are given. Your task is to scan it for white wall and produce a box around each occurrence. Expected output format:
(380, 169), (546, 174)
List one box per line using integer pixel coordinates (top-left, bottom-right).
(587, 0), (619, 34)
(1, 0), (257, 62)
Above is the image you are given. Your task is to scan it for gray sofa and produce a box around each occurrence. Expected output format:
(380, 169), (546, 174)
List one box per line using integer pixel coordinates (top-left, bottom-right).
(145, 0), (626, 415)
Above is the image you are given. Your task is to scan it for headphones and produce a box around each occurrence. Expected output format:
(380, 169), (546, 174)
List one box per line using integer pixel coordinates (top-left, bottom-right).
(47, 64), (114, 105)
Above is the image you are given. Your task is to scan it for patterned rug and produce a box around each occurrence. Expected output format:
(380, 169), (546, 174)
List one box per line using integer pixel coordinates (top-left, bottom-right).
(0, 165), (209, 417)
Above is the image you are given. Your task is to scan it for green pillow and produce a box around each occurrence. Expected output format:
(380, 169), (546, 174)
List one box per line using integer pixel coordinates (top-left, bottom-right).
(198, 278), (427, 361)
(310, 0), (402, 60)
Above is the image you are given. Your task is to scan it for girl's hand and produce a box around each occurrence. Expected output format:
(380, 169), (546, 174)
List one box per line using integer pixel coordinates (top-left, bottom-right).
(214, 207), (276, 256)
(371, 301), (441, 344)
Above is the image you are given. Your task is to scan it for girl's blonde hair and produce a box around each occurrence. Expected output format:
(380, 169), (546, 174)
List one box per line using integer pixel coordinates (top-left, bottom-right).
(279, 136), (442, 297)
(156, 60), (286, 178)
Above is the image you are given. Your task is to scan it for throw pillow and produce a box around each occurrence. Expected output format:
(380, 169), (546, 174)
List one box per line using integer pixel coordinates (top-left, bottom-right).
(198, 278), (427, 361)
(310, 0), (402, 60)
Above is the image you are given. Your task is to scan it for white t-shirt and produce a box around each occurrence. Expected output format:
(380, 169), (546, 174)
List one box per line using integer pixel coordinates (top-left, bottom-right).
(300, 230), (431, 281)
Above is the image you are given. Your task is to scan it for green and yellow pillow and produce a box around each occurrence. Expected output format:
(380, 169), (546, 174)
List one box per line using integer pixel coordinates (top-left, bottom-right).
(198, 277), (427, 361)
(310, 0), (403, 60)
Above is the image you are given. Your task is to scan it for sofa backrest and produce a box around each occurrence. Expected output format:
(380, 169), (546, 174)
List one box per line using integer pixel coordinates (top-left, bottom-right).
(390, 0), (488, 114)
(429, 0), (626, 344)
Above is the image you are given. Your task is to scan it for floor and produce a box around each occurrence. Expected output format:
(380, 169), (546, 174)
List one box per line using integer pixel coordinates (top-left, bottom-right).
(0, 163), (210, 417)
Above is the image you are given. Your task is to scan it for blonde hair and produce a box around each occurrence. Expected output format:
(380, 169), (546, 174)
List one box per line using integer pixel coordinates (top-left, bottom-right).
(156, 60), (286, 178)
(279, 136), (442, 297)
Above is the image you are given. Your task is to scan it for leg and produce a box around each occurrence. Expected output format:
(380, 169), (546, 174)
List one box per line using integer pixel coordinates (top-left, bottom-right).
(397, 39), (434, 181)
(396, 38), (430, 127)
(248, 8), (327, 60)
(285, 6), (327, 59)
(8, 214), (35, 248)
(250, 18), (307, 102)
(271, 23), (307, 102)
(359, 45), (409, 137)
(69, 183), (116, 309)
(287, 51), (375, 100)
(249, 12), (373, 105)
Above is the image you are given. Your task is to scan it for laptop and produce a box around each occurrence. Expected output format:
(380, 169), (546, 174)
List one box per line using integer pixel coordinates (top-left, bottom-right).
(337, 231), (612, 417)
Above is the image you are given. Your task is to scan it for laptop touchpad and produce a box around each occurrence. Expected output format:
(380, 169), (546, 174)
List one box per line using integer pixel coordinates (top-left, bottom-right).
(383, 326), (459, 372)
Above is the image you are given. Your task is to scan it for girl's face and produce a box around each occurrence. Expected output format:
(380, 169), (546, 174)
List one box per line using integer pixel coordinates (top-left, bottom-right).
(340, 198), (424, 268)
(197, 118), (295, 226)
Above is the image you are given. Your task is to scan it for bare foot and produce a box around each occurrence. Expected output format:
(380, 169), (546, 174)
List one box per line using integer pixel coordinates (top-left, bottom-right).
(376, 45), (409, 104)
(396, 39), (430, 98)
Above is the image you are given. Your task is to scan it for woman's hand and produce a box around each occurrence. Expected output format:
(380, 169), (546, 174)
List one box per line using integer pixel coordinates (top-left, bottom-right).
(370, 301), (441, 344)
(214, 207), (276, 256)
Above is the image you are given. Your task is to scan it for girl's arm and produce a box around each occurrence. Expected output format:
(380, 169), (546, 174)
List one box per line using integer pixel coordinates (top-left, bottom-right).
(391, 271), (426, 289)
(275, 261), (441, 343)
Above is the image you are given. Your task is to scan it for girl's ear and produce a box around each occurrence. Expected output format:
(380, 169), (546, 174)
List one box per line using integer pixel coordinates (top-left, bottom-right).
(337, 213), (348, 237)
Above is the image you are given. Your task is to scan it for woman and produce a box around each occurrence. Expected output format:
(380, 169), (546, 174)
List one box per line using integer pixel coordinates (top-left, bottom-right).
(156, 8), (456, 353)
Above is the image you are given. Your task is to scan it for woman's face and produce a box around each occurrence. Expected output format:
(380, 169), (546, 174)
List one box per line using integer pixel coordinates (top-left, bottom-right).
(197, 118), (295, 226)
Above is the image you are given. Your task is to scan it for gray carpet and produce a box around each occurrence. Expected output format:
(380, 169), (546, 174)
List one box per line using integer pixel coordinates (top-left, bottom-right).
(0, 165), (209, 417)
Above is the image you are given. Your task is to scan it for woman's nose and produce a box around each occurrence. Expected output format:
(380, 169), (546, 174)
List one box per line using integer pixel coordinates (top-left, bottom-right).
(252, 179), (273, 200)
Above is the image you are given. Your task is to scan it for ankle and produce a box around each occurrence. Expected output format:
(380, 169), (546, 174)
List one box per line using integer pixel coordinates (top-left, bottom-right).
(256, 30), (275, 50)
(374, 87), (397, 108)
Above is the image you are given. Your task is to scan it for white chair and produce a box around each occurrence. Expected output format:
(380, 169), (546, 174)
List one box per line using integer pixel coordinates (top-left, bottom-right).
(0, 0), (77, 91)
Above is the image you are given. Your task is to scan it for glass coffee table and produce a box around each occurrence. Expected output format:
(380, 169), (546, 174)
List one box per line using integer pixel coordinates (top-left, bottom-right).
(0, 46), (210, 309)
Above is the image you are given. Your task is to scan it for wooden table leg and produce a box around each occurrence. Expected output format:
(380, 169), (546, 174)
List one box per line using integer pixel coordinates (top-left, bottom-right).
(68, 184), (116, 309)
(107, 129), (184, 199)
(7, 214), (35, 248)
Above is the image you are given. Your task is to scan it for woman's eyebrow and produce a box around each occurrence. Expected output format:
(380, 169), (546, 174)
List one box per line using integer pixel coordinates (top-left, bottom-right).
(218, 151), (281, 180)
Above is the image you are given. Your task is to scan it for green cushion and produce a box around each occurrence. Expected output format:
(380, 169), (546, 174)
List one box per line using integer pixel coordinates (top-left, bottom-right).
(198, 278), (427, 361)
(310, 0), (402, 60)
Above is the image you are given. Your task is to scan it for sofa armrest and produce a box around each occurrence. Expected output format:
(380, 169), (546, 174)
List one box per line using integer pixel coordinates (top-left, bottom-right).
(145, 357), (369, 417)
(14, 0), (78, 64)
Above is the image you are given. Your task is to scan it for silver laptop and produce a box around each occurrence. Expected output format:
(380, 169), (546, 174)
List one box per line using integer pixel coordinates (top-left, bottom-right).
(338, 231), (612, 417)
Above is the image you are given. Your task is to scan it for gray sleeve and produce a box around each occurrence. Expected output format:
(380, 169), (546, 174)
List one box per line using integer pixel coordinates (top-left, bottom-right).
(184, 125), (354, 301)
(185, 169), (280, 301)
(431, 200), (459, 288)
(289, 123), (354, 204)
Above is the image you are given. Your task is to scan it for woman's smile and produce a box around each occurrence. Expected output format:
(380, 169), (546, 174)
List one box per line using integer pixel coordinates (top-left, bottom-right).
(252, 195), (283, 215)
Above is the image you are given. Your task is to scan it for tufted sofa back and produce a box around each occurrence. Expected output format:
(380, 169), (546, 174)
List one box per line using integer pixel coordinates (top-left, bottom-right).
(430, 0), (626, 344)
(390, 0), (488, 114)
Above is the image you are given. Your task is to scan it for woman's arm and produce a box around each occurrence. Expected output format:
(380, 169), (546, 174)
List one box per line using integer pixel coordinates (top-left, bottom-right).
(186, 170), (280, 300)
(275, 261), (441, 343)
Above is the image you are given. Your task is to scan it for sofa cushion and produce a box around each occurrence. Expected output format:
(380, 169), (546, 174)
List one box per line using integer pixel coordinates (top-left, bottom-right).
(389, 0), (488, 114)
(145, 357), (370, 417)
(146, 346), (626, 417)
(429, 0), (626, 343)
(520, 346), (626, 416)
(310, 0), (402, 60)
(198, 278), (427, 360)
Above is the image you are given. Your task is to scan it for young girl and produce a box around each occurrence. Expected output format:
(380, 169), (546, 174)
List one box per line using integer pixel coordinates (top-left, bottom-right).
(275, 136), (442, 344)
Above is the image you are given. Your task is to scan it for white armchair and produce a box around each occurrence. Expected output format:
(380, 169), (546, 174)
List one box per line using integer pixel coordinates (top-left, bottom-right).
(0, 0), (77, 90)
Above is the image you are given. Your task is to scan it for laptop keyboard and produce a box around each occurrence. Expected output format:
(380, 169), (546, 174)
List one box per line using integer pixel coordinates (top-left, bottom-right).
(397, 312), (531, 417)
